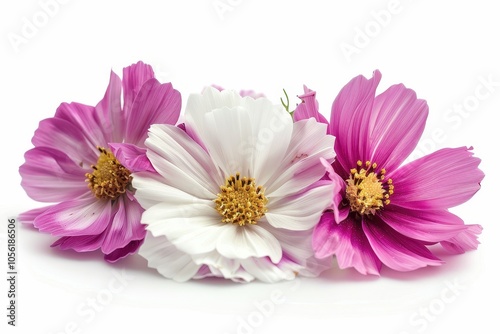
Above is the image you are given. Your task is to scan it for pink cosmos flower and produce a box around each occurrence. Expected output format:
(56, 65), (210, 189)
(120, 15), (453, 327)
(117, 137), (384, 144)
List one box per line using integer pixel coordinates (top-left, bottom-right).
(295, 70), (484, 274)
(19, 61), (181, 262)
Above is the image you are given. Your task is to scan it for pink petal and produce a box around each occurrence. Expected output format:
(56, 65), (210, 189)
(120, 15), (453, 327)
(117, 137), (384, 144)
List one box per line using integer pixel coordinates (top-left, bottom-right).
(177, 123), (186, 132)
(390, 147), (484, 210)
(322, 158), (348, 223)
(109, 143), (155, 173)
(55, 102), (110, 149)
(101, 197), (146, 254)
(312, 212), (382, 275)
(31, 117), (97, 167)
(192, 265), (214, 280)
(124, 79), (181, 145)
(104, 239), (144, 263)
(20, 147), (89, 202)
(239, 89), (265, 98)
(363, 217), (443, 271)
(51, 234), (105, 252)
(441, 224), (482, 254)
(122, 61), (155, 119)
(330, 70), (381, 173)
(369, 84), (428, 172)
(33, 194), (112, 236)
(95, 70), (123, 142)
(18, 205), (54, 224)
(209, 84), (224, 92)
(293, 86), (329, 129)
(379, 207), (468, 242)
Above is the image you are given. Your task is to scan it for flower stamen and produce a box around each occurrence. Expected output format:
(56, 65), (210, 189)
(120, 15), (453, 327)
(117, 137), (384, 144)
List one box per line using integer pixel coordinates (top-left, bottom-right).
(85, 147), (132, 200)
(345, 160), (393, 215)
(214, 173), (268, 226)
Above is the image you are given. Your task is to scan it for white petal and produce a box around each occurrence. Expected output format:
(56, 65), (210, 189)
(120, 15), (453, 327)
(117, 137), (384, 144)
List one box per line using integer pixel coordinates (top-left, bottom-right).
(258, 220), (314, 263)
(299, 256), (332, 278)
(266, 182), (335, 230)
(185, 87), (293, 185)
(139, 233), (200, 282)
(185, 88), (243, 149)
(132, 172), (209, 210)
(188, 87), (243, 117)
(228, 268), (255, 283)
(142, 202), (225, 255)
(145, 124), (221, 199)
(216, 224), (283, 263)
(240, 97), (293, 185)
(240, 257), (295, 283)
(257, 220), (332, 278)
(191, 251), (241, 279)
(266, 118), (335, 197)
(199, 106), (254, 176)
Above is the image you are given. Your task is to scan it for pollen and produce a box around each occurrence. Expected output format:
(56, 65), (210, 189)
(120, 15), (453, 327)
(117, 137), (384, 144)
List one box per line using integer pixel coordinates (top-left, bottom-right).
(85, 147), (132, 200)
(214, 173), (268, 226)
(345, 160), (394, 216)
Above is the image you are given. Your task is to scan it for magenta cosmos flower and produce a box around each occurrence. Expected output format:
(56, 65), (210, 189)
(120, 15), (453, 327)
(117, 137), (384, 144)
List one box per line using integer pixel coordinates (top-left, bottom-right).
(295, 70), (484, 274)
(19, 61), (181, 262)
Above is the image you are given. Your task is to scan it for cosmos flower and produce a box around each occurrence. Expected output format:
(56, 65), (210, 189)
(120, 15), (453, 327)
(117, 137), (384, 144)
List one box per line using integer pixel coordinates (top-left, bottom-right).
(19, 61), (181, 262)
(295, 70), (484, 274)
(131, 87), (336, 282)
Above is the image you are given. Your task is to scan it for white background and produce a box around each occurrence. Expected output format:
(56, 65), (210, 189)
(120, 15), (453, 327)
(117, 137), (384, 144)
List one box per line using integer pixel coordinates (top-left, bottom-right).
(1, 1), (499, 333)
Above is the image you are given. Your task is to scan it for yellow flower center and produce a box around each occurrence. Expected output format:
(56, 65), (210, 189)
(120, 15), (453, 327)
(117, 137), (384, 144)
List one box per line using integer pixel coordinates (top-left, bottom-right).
(214, 173), (268, 226)
(345, 160), (394, 216)
(85, 147), (132, 200)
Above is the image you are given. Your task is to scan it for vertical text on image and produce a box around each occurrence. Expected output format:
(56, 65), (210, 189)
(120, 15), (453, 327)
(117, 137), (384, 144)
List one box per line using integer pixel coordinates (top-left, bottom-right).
(6, 218), (18, 326)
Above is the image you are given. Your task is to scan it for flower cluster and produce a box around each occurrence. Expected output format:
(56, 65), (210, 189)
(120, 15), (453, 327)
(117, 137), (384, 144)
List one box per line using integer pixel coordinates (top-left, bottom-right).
(19, 62), (484, 282)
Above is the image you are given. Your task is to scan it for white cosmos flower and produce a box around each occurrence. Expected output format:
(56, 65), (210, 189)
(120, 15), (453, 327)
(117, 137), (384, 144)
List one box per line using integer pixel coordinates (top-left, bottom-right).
(133, 87), (336, 282)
